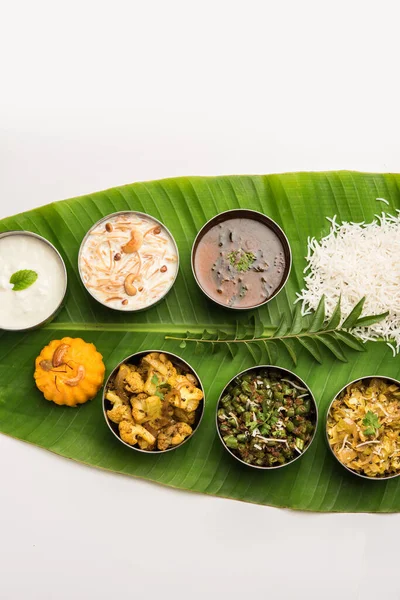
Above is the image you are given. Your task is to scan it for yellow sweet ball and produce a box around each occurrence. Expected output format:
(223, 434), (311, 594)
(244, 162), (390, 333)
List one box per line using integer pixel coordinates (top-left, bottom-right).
(34, 337), (105, 406)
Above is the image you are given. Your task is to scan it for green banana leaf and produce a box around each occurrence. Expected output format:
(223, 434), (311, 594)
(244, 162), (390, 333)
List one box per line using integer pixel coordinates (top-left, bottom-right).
(1, 171), (399, 512)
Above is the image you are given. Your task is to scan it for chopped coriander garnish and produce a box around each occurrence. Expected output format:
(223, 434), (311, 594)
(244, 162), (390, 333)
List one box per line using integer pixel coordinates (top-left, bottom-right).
(363, 411), (381, 437)
(227, 250), (256, 273)
(151, 374), (171, 400)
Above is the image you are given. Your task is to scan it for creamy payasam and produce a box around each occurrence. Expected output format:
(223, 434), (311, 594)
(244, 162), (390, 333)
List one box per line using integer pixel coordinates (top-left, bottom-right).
(79, 213), (178, 311)
(0, 233), (66, 330)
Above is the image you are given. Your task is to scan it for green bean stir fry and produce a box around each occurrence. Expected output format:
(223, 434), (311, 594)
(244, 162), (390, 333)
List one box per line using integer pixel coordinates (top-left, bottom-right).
(217, 369), (316, 467)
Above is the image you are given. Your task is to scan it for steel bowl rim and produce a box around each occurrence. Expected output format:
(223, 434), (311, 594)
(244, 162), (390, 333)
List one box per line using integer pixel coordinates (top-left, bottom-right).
(325, 374), (400, 481)
(216, 364), (318, 470)
(78, 210), (180, 313)
(0, 230), (68, 332)
(102, 349), (205, 454)
(190, 208), (292, 311)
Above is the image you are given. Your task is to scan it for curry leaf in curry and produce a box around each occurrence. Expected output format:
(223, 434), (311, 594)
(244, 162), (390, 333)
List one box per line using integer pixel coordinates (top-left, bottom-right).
(363, 411), (381, 437)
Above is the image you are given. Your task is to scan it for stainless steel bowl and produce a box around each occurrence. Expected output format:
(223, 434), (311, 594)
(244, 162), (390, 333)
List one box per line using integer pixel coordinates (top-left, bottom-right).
(326, 375), (400, 481)
(103, 350), (205, 453)
(216, 365), (318, 470)
(0, 230), (68, 332)
(78, 211), (180, 313)
(191, 209), (292, 310)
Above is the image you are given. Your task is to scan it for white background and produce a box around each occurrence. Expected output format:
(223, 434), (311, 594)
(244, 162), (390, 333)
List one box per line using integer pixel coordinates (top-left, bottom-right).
(1, 1), (400, 598)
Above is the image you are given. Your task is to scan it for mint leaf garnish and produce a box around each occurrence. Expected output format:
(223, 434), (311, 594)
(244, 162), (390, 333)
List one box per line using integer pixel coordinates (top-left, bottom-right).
(9, 269), (38, 291)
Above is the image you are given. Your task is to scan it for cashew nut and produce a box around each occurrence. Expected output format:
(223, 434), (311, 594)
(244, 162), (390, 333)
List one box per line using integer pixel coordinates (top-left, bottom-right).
(64, 365), (86, 387)
(121, 229), (143, 254)
(124, 274), (137, 296)
(52, 343), (70, 367)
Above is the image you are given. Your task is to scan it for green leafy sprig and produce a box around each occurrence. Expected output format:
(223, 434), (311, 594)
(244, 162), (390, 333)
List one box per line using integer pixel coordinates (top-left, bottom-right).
(165, 297), (388, 365)
(362, 411), (381, 437)
(228, 250), (256, 272)
(151, 374), (171, 399)
(9, 269), (38, 291)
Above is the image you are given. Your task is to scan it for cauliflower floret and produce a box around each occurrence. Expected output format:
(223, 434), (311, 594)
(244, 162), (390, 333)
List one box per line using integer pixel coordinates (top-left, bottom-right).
(131, 395), (162, 424)
(175, 374), (193, 386)
(168, 377), (204, 412)
(142, 352), (177, 379)
(143, 370), (158, 396)
(141, 353), (178, 395)
(168, 372), (198, 387)
(125, 371), (145, 394)
(157, 422), (193, 451)
(167, 373), (191, 389)
(119, 421), (156, 450)
(179, 384), (203, 410)
(173, 407), (196, 425)
(143, 371), (173, 395)
(106, 390), (132, 424)
(167, 372), (180, 388)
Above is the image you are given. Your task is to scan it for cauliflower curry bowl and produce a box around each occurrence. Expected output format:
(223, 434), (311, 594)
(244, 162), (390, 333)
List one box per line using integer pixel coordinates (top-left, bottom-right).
(103, 351), (205, 453)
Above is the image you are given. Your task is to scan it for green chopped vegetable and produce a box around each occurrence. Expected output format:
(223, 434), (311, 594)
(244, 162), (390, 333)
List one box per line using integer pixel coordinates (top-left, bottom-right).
(224, 435), (239, 449)
(217, 369), (316, 468)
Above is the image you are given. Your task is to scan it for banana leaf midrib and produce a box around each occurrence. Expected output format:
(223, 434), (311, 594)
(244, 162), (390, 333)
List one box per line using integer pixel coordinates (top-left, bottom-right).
(38, 322), (277, 335)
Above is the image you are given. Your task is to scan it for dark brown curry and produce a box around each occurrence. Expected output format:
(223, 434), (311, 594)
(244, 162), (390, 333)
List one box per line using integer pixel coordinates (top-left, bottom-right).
(193, 217), (286, 308)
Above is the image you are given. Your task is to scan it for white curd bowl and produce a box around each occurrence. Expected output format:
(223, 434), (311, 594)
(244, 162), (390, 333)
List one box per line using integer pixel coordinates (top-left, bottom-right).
(0, 231), (67, 332)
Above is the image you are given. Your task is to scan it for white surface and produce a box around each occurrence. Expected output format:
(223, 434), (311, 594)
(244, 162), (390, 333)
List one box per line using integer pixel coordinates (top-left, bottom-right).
(1, 1), (400, 598)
